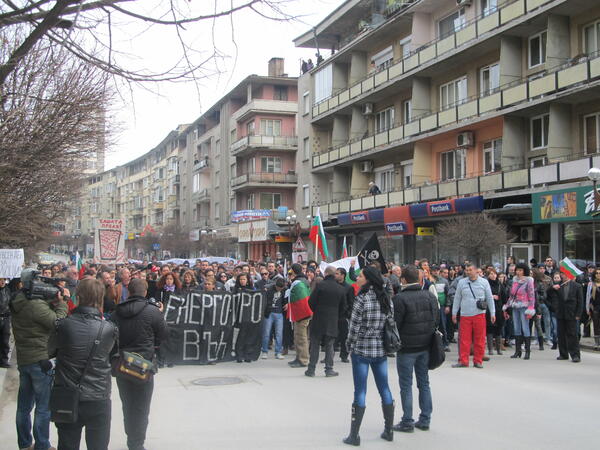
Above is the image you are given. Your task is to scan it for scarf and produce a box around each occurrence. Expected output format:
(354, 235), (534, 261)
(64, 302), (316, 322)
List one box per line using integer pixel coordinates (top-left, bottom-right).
(164, 285), (175, 292)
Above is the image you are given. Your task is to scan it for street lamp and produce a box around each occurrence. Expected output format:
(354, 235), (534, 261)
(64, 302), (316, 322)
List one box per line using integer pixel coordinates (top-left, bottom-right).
(587, 167), (600, 265)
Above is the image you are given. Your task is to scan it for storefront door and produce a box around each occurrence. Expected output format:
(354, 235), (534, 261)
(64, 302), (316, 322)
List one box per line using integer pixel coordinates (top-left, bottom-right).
(510, 244), (531, 265)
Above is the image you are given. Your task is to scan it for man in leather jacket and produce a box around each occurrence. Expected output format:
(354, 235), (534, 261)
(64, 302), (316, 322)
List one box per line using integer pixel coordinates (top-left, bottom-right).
(0, 278), (11, 368)
(52, 278), (118, 449)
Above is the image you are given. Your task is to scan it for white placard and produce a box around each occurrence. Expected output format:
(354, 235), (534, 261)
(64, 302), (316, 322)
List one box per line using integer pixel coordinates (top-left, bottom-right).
(0, 249), (25, 279)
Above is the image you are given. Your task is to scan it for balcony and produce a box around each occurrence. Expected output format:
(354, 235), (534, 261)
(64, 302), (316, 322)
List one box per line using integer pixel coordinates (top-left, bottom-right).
(193, 157), (209, 172)
(192, 188), (210, 203)
(231, 172), (298, 190)
(313, 152), (600, 218)
(232, 99), (297, 122)
(312, 0), (562, 120)
(313, 52), (600, 170)
(230, 135), (298, 157)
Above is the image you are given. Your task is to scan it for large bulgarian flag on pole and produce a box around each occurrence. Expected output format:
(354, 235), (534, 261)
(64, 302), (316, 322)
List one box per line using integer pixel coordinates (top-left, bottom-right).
(287, 279), (312, 322)
(309, 207), (329, 260)
(559, 257), (583, 280)
(75, 251), (85, 280)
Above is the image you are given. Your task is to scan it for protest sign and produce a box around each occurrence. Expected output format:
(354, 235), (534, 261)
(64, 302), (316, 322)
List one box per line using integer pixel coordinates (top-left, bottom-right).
(94, 219), (126, 264)
(0, 249), (24, 279)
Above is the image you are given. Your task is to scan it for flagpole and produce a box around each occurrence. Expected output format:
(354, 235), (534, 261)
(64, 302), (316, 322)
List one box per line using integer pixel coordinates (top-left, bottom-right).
(315, 232), (319, 262)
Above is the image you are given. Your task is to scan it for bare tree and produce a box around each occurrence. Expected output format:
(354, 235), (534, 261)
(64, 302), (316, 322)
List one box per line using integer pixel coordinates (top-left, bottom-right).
(0, 36), (110, 251)
(0, 0), (295, 87)
(434, 213), (514, 266)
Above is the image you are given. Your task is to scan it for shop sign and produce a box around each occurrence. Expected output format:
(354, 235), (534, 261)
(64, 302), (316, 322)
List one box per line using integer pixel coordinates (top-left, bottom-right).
(127, 232), (136, 240)
(351, 211), (370, 224)
(385, 222), (408, 234)
(532, 186), (599, 224)
(417, 227), (434, 236)
(427, 200), (455, 215)
(275, 236), (293, 243)
(338, 208), (384, 226)
(410, 196), (483, 218)
(238, 220), (269, 243)
(384, 205), (414, 235)
(231, 209), (272, 223)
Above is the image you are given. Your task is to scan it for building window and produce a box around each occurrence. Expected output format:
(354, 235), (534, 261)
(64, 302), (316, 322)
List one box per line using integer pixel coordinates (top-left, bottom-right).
(261, 156), (282, 173)
(400, 36), (411, 59)
(371, 46), (393, 71)
(230, 163), (236, 179)
(259, 193), (281, 209)
(401, 160), (413, 187)
(483, 139), (502, 174)
(440, 77), (467, 110)
(303, 185), (310, 207)
(314, 64), (333, 104)
(303, 137), (310, 160)
(530, 156), (548, 168)
(260, 119), (281, 136)
(375, 107), (395, 133)
(584, 20), (600, 55)
(303, 91), (310, 115)
(481, 0), (498, 17)
(584, 113), (600, 154)
(214, 202), (220, 221)
(246, 120), (255, 136)
(480, 63), (500, 95)
(230, 129), (237, 142)
(403, 99), (412, 124)
(375, 164), (395, 193)
(247, 194), (255, 210)
(215, 170), (220, 188)
(440, 149), (466, 181)
(438, 8), (466, 38)
(192, 173), (200, 193)
(529, 31), (547, 68)
(531, 114), (550, 150)
(274, 86), (288, 101)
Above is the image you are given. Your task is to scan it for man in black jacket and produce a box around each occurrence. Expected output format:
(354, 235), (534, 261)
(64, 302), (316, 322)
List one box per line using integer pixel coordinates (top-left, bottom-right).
(0, 278), (11, 368)
(113, 278), (167, 450)
(391, 265), (439, 433)
(334, 268), (355, 363)
(53, 278), (118, 450)
(552, 272), (583, 363)
(305, 266), (346, 378)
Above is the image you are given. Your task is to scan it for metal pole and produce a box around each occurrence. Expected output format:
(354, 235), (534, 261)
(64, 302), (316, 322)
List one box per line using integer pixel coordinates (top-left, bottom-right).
(595, 181), (598, 266)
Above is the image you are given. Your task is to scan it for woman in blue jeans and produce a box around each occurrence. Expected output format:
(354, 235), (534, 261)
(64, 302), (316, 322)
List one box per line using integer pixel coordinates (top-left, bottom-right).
(344, 266), (394, 446)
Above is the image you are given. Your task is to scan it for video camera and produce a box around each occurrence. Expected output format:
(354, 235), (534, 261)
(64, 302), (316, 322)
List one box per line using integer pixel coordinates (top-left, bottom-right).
(21, 268), (63, 301)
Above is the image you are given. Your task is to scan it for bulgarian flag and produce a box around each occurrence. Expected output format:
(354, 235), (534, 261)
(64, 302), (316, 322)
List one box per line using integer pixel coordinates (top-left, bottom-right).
(309, 207), (329, 260)
(287, 279), (312, 322)
(76, 251), (85, 280)
(341, 236), (348, 259)
(559, 257), (583, 280)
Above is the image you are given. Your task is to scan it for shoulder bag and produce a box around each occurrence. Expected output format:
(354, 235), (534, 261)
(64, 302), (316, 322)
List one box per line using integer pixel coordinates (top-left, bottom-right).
(111, 351), (155, 384)
(383, 297), (401, 355)
(427, 301), (445, 370)
(50, 320), (105, 423)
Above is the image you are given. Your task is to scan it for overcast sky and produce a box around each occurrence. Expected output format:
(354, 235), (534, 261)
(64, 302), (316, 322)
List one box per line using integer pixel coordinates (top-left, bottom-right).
(105, 0), (339, 169)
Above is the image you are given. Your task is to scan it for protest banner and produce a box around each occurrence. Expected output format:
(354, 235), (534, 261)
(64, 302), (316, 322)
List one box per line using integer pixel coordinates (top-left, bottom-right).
(94, 219), (126, 264)
(163, 290), (266, 365)
(0, 249), (24, 279)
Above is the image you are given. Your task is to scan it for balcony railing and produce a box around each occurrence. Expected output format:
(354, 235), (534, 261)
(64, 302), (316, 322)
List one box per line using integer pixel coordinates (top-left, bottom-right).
(193, 157), (209, 171)
(312, 0), (558, 118)
(232, 99), (297, 122)
(313, 52), (600, 168)
(231, 172), (298, 187)
(192, 188), (210, 202)
(230, 135), (298, 155)
(313, 152), (600, 217)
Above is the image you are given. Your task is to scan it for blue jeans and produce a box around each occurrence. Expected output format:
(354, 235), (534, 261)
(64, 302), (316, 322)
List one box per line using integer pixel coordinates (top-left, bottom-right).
(539, 304), (552, 340)
(512, 308), (530, 337)
(550, 312), (558, 344)
(439, 308), (448, 345)
(261, 312), (283, 354)
(396, 351), (432, 426)
(351, 353), (393, 408)
(16, 363), (53, 450)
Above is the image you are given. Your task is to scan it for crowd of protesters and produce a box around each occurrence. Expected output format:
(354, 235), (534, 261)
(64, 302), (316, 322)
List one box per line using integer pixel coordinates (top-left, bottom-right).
(0, 252), (594, 449)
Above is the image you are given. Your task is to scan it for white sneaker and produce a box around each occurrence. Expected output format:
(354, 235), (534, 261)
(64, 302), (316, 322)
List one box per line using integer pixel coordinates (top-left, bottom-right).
(261, 352), (268, 360)
(275, 354), (285, 360)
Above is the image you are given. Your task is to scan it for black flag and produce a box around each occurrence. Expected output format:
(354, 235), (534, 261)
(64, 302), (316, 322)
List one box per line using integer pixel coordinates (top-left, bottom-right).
(357, 233), (388, 274)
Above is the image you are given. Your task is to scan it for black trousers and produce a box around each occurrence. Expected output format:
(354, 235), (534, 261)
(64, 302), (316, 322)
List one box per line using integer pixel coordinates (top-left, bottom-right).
(335, 319), (349, 360)
(116, 377), (154, 450)
(557, 319), (580, 359)
(56, 399), (111, 450)
(0, 316), (10, 364)
(308, 333), (335, 372)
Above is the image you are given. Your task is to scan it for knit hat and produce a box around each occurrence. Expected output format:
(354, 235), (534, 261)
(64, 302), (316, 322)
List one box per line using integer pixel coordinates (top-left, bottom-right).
(362, 266), (384, 289)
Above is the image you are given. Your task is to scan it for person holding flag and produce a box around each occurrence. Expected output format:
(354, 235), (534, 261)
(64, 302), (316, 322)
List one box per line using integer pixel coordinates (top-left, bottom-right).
(287, 264), (313, 368)
(548, 258), (584, 363)
(310, 208), (329, 261)
(341, 236), (348, 259)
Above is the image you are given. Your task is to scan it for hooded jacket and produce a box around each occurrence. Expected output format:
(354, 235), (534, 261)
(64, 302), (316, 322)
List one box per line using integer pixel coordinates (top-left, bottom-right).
(10, 291), (68, 366)
(392, 284), (439, 353)
(113, 295), (167, 361)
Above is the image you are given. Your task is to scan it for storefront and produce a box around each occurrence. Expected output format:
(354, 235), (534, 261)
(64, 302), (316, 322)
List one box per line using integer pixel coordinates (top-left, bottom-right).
(238, 218), (287, 261)
(532, 185), (599, 266)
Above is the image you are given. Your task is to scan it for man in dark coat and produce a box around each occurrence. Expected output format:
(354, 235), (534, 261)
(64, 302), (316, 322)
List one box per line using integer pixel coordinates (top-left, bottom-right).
(334, 267), (355, 363)
(305, 266), (346, 377)
(392, 265), (439, 432)
(551, 272), (584, 363)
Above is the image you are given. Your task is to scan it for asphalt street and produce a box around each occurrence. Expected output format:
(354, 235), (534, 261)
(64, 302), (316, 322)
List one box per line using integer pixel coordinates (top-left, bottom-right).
(1, 345), (598, 450)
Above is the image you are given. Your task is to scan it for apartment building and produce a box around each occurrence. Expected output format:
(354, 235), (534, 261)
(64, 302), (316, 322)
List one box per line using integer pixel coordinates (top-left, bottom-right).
(295, 0), (600, 265)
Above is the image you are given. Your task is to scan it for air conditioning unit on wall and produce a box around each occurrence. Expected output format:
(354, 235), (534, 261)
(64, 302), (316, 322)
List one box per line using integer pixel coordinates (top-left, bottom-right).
(362, 103), (374, 115)
(520, 227), (535, 242)
(360, 161), (374, 173)
(457, 131), (474, 147)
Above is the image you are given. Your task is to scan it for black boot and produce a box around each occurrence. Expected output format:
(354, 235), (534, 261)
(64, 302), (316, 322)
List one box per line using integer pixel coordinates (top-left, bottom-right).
(381, 402), (394, 442)
(343, 404), (365, 446)
(486, 335), (494, 356)
(523, 337), (531, 360)
(511, 336), (522, 358)
(538, 336), (544, 351)
(495, 337), (502, 355)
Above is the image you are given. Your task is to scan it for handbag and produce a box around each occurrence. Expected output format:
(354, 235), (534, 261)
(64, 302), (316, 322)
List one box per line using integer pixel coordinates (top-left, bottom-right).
(383, 301), (402, 354)
(427, 302), (445, 370)
(50, 320), (105, 423)
(112, 351), (154, 384)
(468, 282), (487, 310)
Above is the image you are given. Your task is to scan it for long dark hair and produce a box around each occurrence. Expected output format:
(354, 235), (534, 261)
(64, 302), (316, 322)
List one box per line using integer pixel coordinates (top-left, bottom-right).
(359, 266), (390, 314)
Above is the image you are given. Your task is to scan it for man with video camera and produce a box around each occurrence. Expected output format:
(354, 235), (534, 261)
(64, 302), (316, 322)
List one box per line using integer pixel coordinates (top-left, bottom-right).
(10, 268), (68, 450)
(113, 278), (167, 450)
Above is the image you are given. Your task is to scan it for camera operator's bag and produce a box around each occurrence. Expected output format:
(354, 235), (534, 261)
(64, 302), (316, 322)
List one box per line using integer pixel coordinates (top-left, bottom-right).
(112, 351), (154, 384)
(50, 321), (105, 423)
